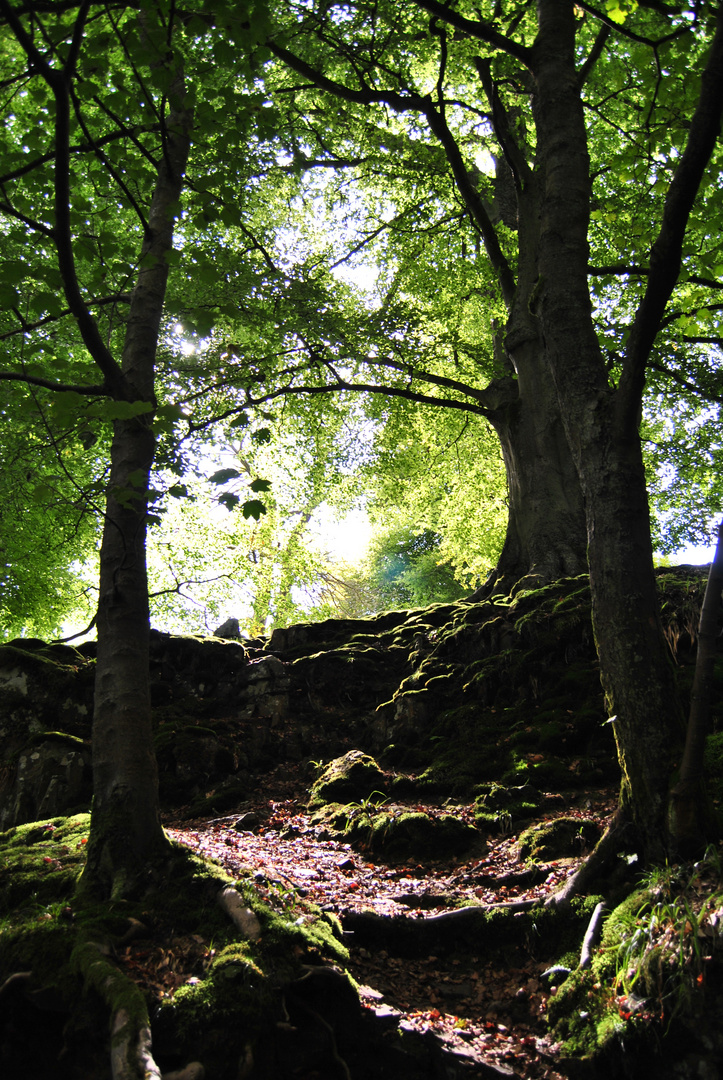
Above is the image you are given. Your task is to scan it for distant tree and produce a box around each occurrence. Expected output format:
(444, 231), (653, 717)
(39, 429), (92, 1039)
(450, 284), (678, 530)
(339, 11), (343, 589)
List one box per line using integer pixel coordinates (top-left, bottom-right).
(364, 526), (468, 608)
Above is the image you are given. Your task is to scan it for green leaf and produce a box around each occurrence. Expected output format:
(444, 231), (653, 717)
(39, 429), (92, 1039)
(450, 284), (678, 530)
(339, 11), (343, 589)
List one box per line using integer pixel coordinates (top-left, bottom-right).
(156, 403), (187, 421)
(252, 428), (272, 445)
(209, 468), (242, 484)
(218, 492), (240, 510)
(91, 400), (154, 421)
(250, 478), (272, 492)
(242, 499), (267, 520)
(0, 283), (19, 306)
(229, 412), (249, 428)
(31, 483), (54, 504)
(126, 469), (148, 489)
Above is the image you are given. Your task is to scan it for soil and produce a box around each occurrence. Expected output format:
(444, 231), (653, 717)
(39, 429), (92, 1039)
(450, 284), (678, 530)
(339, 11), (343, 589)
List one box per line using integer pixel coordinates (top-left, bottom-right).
(152, 766), (619, 1080)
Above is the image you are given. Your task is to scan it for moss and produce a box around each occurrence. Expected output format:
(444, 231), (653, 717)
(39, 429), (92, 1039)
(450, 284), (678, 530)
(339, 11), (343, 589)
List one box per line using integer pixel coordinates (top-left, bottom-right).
(366, 808), (479, 859)
(517, 817), (602, 862)
(0, 811), (357, 1080)
(308, 751), (387, 807)
(546, 890), (674, 1069)
(0, 814), (90, 914)
(474, 782), (542, 831)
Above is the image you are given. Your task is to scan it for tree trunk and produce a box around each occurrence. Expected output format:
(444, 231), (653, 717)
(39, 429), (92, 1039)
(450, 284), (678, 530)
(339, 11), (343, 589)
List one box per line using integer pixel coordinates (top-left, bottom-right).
(531, 0), (684, 862)
(484, 363), (588, 595)
(671, 518), (723, 853)
(81, 84), (193, 899)
(85, 412), (169, 898)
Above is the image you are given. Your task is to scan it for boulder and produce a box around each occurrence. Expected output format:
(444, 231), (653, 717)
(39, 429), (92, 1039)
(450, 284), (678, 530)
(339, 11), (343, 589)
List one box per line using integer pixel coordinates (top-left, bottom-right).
(1, 733), (91, 828)
(309, 751), (387, 807)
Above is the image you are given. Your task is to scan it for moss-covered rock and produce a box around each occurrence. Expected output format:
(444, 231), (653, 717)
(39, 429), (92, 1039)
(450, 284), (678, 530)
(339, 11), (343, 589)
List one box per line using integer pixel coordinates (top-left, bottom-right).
(365, 808), (480, 859)
(517, 816), (602, 862)
(308, 751), (387, 807)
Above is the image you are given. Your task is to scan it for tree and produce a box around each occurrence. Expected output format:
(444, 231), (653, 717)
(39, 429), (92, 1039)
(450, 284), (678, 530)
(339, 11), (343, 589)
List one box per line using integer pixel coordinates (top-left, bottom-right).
(2, 0), (722, 910)
(0, 0), (280, 897)
(257, 0), (723, 859)
(362, 525), (468, 607)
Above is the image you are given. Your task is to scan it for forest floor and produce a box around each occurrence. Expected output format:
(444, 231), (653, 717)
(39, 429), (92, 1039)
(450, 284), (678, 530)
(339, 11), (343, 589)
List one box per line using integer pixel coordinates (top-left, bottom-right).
(154, 765), (619, 1080)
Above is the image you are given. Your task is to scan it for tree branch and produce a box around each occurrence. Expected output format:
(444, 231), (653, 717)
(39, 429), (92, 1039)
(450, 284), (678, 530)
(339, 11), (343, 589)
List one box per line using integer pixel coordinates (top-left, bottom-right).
(68, 81), (151, 235)
(577, 23), (611, 87)
(411, 0), (533, 65)
(0, 198), (54, 237)
(473, 56), (532, 186)
(269, 41), (423, 111)
(422, 98), (517, 308)
(0, 370), (108, 395)
(0, 0), (128, 397)
(576, 0), (690, 46)
(0, 293), (131, 342)
(647, 360), (723, 406)
(590, 263), (723, 292)
(618, 4), (723, 433)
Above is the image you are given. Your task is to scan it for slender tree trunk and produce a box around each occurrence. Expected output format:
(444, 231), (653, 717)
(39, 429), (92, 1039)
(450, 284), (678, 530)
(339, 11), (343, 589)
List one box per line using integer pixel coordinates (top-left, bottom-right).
(671, 519), (723, 852)
(86, 414), (165, 898)
(82, 86), (193, 899)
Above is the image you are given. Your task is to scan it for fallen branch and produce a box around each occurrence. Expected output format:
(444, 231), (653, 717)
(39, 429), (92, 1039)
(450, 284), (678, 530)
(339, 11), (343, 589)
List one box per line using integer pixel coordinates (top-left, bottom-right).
(217, 886), (262, 940)
(579, 901), (606, 969)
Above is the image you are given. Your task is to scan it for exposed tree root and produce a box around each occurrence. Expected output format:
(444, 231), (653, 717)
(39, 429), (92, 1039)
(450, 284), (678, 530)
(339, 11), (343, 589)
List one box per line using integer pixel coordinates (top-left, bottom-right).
(72, 937), (204, 1080)
(579, 900), (606, 969)
(0, 970), (33, 1001)
(343, 898), (540, 957)
(545, 814), (632, 909)
(217, 885), (262, 940)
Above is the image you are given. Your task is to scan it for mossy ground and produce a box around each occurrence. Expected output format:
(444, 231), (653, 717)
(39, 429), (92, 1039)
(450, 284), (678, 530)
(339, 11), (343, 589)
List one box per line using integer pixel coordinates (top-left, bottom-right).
(546, 851), (723, 1072)
(3, 568), (723, 1076)
(0, 814), (351, 1079)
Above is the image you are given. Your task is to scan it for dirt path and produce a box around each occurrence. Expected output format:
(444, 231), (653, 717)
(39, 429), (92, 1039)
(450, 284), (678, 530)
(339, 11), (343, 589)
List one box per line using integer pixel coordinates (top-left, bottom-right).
(165, 784), (617, 1079)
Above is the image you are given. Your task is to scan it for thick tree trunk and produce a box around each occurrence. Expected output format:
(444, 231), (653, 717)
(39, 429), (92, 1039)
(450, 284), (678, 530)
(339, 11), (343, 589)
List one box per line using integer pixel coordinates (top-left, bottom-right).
(81, 85), (192, 899)
(531, 0), (684, 862)
(484, 364), (588, 595)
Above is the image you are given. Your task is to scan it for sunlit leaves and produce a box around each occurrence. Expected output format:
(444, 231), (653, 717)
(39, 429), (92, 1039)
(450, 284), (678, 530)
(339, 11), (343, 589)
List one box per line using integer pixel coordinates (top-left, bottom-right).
(605, 0), (638, 25)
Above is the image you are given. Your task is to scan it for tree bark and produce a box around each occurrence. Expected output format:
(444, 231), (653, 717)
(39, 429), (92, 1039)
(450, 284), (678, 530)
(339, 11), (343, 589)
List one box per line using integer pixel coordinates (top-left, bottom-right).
(82, 82), (193, 899)
(671, 518), (723, 853)
(531, 0), (684, 862)
(481, 366), (588, 594)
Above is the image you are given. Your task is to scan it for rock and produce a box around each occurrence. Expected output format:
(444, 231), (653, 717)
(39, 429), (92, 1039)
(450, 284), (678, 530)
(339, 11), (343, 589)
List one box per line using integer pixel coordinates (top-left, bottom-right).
(309, 751), (387, 807)
(214, 618), (241, 639)
(233, 812), (260, 832)
(516, 816), (602, 862)
(1, 734), (92, 828)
